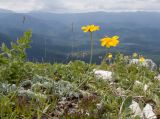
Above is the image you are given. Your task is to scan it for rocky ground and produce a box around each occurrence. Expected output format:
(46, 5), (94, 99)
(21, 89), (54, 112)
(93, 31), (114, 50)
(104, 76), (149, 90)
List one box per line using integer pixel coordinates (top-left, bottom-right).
(1, 57), (160, 119)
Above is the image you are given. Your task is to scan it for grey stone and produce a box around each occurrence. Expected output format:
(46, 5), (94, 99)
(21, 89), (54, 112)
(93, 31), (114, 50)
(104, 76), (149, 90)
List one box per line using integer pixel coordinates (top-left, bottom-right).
(94, 69), (112, 81)
(129, 100), (142, 118)
(142, 104), (157, 119)
(130, 59), (157, 71)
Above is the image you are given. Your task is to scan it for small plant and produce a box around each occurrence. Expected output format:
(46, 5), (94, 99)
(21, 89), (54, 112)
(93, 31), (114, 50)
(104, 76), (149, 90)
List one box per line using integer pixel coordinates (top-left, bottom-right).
(0, 30), (32, 83)
(81, 24), (100, 64)
(139, 56), (145, 62)
(100, 35), (120, 64)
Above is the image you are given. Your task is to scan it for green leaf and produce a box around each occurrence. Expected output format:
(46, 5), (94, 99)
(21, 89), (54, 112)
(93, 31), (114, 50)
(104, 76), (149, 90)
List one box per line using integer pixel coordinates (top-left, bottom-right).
(122, 96), (132, 110)
(1, 43), (9, 52)
(134, 115), (141, 119)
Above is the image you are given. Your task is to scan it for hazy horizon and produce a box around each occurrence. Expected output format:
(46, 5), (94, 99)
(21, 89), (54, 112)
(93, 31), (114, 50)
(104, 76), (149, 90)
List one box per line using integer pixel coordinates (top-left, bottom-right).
(1, 8), (160, 14)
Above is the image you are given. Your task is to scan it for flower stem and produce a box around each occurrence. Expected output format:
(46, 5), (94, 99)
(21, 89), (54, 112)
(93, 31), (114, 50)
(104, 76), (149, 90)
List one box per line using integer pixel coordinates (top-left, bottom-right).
(101, 48), (110, 64)
(90, 32), (93, 64)
(108, 48), (110, 64)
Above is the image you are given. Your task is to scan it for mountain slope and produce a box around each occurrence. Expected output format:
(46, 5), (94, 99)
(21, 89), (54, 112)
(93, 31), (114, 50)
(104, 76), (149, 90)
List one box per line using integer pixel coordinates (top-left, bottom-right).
(0, 11), (160, 63)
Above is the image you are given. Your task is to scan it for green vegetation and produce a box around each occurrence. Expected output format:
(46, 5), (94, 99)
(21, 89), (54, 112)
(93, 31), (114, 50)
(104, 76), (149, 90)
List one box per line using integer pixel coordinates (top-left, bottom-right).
(0, 31), (160, 119)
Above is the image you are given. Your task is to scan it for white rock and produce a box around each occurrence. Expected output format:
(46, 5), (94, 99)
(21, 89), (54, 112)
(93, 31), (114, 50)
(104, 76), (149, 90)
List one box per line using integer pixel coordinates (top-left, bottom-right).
(135, 80), (143, 85)
(130, 59), (139, 64)
(116, 87), (125, 95)
(134, 80), (149, 92)
(130, 59), (157, 71)
(144, 84), (149, 92)
(154, 74), (160, 81)
(129, 100), (142, 118)
(143, 104), (157, 119)
(96, 103), (103, 110)
(94, 70), (112, 81)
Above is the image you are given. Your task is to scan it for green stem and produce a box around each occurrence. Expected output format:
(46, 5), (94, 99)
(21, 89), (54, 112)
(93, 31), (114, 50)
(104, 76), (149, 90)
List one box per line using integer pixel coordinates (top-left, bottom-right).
(90, 32), (93, 64)
(101, 48), (110, 64)
(108, 48), (110, 64)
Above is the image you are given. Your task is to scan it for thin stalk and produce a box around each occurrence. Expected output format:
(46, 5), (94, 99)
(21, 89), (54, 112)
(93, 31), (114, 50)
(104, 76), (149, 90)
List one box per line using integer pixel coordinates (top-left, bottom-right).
(71, 22), (74, 59)
(118, 97), (128, 119)
(101, 48), (110, 64)
(108, 48), (111, 65)
(44, 38), (47, 61)
(90, 32), (93, 64)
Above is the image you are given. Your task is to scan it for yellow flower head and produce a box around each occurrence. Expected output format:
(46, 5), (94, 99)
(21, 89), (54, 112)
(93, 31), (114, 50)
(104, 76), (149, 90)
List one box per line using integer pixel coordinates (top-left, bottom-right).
(133, 53), (138, 58)
(100, 35), (119, 48)
(81, 24), (100, 33)
(108, 53), (113, 59)
(139, 56), (145, 62)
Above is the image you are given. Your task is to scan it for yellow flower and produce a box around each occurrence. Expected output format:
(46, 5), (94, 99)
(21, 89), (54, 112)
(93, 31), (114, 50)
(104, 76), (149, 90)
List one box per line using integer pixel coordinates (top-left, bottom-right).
(108, 53), (112, 59)
(139, 56), (145, 62)
(100, 36), (119, 48)
(81, 24), (100, 33)
(133, 53), (138, 58)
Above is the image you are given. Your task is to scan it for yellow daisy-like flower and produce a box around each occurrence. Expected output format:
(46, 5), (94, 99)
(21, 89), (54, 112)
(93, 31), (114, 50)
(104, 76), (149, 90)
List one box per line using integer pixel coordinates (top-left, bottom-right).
(139, 56), (145, 62)
(108, 53), (113, 59)
(133, 53), (138, 58)
(81, 24), (100, 33)
(100, 36), (119, 48)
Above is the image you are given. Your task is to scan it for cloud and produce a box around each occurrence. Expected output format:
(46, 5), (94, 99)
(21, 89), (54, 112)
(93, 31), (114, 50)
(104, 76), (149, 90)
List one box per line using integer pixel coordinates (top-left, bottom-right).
(0, 0), (44, 12)
(0, 0), (160, 12)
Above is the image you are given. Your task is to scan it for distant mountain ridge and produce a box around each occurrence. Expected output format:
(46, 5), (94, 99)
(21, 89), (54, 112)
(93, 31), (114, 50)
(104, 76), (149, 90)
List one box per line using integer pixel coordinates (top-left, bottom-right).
(0, 8), (14, 13)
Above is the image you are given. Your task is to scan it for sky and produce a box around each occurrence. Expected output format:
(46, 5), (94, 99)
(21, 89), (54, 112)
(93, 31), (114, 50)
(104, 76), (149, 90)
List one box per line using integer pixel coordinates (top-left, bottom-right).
(0, 0), (160, 13)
